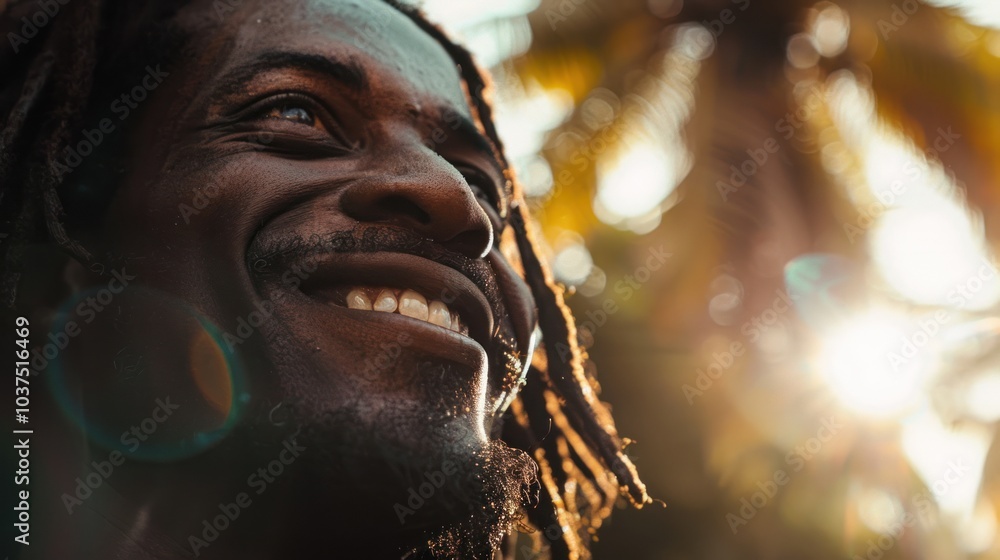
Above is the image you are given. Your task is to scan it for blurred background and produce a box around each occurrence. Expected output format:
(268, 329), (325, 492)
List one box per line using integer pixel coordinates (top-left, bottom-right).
(418, 0), (1000, 558)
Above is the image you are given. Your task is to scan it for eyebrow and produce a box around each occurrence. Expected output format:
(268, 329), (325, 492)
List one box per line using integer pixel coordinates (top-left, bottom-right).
(216, 51), (368, 96)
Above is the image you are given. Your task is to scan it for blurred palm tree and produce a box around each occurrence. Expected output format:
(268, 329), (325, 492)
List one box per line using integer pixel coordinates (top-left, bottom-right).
(457, 0), (1000, 557)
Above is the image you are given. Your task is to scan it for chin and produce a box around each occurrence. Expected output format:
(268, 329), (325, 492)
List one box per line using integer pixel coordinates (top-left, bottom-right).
(260, 380), (538, 559)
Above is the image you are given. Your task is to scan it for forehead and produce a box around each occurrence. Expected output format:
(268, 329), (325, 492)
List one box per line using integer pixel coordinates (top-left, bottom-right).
(184, 0), (472, 118)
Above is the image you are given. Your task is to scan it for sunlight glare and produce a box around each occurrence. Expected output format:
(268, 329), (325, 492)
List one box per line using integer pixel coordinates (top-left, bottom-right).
(816, 309), (926, 418)
(596, 142), (675, 221)
(901, 408), (991, 529)
(925, 0), (1000, 29)
(869, 205), (999, 310)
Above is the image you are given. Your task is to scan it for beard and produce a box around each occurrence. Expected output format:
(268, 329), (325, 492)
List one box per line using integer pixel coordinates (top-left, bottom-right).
(252, 379), (538, 559)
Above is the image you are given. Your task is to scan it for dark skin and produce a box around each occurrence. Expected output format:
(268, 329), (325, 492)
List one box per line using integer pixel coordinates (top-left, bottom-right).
(29, 0), (539, 558)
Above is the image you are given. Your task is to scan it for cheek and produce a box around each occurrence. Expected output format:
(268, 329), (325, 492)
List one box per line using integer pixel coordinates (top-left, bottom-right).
(92, 153), (293, 357)
(104, 149), (299, 259)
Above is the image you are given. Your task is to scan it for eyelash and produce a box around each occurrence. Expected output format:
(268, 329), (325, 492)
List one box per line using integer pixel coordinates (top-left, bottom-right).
(233, 92), (360, 154)
(252, 93), (324, 126)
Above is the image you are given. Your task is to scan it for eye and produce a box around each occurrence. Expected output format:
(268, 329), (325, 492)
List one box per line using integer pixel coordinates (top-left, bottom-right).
(470, 182), (492, 206)
(235, 92), (360, 153)
(462, 172), (505, 232)
(246, 93), (336, 137)
(458, 169), (500, 206)
(265, 105), (317, 127)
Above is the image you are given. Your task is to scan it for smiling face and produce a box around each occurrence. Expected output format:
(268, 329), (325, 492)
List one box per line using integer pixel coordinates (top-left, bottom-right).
(65, 0), (538, 555)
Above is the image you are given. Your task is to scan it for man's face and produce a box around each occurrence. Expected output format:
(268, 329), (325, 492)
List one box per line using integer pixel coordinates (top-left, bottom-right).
(94, 0), (535, 440)
(66, 0), (538, 537)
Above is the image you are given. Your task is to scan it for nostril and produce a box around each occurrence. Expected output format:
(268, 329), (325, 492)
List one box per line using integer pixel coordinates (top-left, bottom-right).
(376, 195), (430, 225)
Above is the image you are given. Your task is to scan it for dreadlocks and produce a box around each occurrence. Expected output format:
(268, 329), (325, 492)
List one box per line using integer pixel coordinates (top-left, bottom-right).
(0, 1), (649, 558)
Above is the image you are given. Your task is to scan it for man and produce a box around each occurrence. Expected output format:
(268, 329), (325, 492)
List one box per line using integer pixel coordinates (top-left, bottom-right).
(1, 0), (647, 558)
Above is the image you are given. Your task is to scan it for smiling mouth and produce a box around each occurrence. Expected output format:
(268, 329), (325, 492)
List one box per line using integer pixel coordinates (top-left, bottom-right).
(287, 251), (496, 351)
(329, 286), (470, 336)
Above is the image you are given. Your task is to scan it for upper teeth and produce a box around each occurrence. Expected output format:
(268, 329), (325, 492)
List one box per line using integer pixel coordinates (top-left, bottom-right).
(345, 287), (467, 335)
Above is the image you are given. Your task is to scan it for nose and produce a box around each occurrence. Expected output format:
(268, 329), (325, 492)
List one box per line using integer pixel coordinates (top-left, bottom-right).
(340, 158), (494, 259)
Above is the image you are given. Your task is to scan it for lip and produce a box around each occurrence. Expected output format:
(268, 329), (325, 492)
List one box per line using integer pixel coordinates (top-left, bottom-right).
(288, 251), (496, 352)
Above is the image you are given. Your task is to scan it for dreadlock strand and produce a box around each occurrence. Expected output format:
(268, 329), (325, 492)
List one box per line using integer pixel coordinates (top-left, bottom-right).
(31, 0), (103, 263)
(554, 435), (610, 542)
(507, 404), (576, 560)
(545, 390), (619, 511)
(511, 204), (650, 507)
(523, 363), (613, 516)
(534, 446), (583, 560)
(0, 46), (58, 305)
(518, 366), (593, 560)
(0, 52), (55, 187)
(41, 186), (91, 261)
(522, 491), (569, 560)
(502, 401), (570, 560)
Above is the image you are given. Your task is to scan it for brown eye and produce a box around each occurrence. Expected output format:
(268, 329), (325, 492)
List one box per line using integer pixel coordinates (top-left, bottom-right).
(266, 105), (316, 126)
(241, 94), (356, 154)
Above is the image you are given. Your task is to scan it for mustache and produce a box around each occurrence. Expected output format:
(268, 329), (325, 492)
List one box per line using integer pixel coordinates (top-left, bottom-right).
(246, 224), (507, 325)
